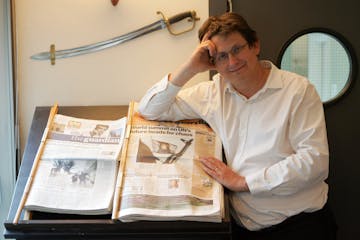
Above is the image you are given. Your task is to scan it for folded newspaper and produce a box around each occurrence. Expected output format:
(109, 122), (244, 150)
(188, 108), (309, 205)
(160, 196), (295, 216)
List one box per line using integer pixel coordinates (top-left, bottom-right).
(24, 114), (127, 215)
(24, 102), (225, 222)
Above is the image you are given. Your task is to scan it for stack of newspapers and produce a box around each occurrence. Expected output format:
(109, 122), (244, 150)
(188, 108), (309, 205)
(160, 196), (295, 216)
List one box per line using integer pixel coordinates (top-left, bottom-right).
(24, 102), (225, 223)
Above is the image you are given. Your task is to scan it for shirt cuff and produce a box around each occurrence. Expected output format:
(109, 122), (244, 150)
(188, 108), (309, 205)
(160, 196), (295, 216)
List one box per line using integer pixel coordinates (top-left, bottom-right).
(245, 169), (272, 196)
(141, 75), (180, 103)
(156, 74), (181, 92)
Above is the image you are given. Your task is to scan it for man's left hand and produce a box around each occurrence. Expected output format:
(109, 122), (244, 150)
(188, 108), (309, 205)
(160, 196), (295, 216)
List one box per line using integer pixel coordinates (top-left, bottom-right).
(199, 156), (249, 192)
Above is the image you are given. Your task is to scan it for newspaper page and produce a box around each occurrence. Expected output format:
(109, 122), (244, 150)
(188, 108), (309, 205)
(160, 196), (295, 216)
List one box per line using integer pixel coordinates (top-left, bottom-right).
(25, 114), (127, 215)
(117, 113), (224, 222)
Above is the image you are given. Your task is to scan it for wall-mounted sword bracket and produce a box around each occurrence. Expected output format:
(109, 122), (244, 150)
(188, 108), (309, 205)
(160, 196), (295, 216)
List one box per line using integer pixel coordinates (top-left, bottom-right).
(50, 44), (56, 65)
(111, 0), (119, 6)
(157, 10), (200, 36)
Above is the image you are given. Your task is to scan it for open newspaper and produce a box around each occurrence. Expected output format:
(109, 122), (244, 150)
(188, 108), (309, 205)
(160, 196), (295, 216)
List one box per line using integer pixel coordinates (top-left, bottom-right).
(113, 102), (224, 223)
(24, 102), (224, 222)
(24, 114), (127, 215)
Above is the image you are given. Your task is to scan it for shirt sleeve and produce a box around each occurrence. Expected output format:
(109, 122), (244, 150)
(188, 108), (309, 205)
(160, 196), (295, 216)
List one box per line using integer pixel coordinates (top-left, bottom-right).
(245, 84), (329, 196)
(138, 75), (201, 121)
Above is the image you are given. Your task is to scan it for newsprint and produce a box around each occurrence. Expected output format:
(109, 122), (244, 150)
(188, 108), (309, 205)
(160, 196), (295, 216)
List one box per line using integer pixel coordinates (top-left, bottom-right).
(24, 114), (127, 215)
(24, 103), (224, 222)
(115, 109), (224, 222)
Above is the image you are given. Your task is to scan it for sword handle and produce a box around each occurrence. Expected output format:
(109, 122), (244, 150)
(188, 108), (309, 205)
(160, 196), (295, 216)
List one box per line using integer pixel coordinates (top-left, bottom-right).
(157, 10), (200, 36)
(168, 11), (196, 24)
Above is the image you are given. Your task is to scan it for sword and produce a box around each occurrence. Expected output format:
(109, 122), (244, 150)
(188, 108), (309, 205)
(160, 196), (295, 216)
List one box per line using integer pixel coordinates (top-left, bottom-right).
(31, 10), (199, 65)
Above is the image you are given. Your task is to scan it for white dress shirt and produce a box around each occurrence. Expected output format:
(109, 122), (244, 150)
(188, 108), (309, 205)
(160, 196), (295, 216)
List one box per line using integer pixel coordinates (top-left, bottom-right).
(138, 61), (329, 230)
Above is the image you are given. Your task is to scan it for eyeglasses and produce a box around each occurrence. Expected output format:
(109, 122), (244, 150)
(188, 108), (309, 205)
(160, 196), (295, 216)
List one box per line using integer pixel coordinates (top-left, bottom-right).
(214, 43), (248, 65)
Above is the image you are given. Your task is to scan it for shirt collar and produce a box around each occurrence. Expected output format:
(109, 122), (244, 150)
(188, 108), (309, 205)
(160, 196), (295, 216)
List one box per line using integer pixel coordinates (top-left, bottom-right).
(224, 60), (283, 97)
(262, 61), (283, 90)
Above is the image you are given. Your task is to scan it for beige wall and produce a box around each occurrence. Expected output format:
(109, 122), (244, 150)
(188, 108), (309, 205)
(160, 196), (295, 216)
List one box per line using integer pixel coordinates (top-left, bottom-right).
(14, 0), (209, 157)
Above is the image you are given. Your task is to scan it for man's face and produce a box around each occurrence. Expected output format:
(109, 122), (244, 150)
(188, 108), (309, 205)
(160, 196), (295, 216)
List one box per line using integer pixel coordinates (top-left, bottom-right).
(211, 32), (260, 83)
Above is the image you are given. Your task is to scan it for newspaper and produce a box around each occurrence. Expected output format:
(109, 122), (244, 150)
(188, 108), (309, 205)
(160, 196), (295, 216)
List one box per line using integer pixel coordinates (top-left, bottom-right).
(25, 114), (127, 215)
(116, 112), (224, 222)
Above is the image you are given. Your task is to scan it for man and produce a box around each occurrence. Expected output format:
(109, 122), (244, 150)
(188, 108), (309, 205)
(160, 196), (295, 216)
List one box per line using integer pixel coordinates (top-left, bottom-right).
(138, 12), (336, 239)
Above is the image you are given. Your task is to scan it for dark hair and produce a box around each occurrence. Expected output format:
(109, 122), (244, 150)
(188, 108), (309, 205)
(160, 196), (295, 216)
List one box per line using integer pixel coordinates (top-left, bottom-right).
(198, 12), (258, 47)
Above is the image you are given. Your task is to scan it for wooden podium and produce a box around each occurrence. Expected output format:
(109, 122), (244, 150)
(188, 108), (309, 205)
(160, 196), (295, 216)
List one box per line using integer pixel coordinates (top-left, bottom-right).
(4, 105), (232, 240)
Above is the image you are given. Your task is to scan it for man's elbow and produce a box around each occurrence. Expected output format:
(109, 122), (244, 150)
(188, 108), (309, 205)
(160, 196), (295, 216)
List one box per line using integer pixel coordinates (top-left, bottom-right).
(137, 111), (159, 121)
(137, 105), (164, 121)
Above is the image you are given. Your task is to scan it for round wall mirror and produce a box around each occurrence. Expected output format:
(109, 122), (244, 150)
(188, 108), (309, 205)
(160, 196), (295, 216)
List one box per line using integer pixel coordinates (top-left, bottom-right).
(278, 29), (356, 105)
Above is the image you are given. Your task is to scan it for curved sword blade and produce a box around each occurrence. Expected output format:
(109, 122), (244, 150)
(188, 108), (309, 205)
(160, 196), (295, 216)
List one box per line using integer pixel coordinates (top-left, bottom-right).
(31, 20), (165, 60)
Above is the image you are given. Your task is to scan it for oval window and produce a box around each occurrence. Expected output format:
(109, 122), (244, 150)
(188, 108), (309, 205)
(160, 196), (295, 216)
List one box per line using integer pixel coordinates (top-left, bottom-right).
(278, 29), (355, 105)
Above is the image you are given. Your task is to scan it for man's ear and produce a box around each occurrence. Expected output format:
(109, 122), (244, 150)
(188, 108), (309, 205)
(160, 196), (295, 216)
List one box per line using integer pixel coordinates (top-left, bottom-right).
(254, 40), (261, 56)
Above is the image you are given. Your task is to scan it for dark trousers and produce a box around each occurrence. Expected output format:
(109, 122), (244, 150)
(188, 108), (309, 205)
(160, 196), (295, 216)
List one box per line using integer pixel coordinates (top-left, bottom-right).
(232, 203), (337, 240)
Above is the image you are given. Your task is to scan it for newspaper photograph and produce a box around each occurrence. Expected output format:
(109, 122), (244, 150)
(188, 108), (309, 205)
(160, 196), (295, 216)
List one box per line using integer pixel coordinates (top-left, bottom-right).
(117, 114), (224, 222)
(25, 114), (127, 215)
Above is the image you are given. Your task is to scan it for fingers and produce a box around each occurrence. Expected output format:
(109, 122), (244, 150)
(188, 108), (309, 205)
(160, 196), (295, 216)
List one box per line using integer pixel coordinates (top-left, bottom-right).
(200, 32), (216, 62)
(186, 31), (217, 74)
(202, 41), (216, 60)
(199, 156), (223, 177)
(198, 156), (250, 192)
(201, 31), (211, 42)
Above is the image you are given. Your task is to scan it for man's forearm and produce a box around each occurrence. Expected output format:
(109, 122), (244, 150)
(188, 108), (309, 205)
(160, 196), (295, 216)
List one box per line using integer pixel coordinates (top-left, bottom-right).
(169, 62), (197, 87)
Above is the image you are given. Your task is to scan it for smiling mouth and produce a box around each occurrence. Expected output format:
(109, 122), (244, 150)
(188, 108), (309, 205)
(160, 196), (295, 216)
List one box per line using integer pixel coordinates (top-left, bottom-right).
(228, 62), (246, 73)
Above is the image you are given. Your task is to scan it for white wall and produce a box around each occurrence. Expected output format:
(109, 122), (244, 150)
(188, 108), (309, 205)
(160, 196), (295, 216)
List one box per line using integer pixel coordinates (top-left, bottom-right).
(1, 0), (16, 238)
(14, 0), (209, 157)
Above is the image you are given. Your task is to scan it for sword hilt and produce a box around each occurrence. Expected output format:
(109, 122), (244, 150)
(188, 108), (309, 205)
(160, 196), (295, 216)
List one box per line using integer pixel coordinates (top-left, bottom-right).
(157, 10), (200, 36)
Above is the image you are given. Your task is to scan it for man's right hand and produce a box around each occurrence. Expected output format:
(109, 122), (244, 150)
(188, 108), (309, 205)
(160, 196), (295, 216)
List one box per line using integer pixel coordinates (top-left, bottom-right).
(169, 32), (217, 87)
